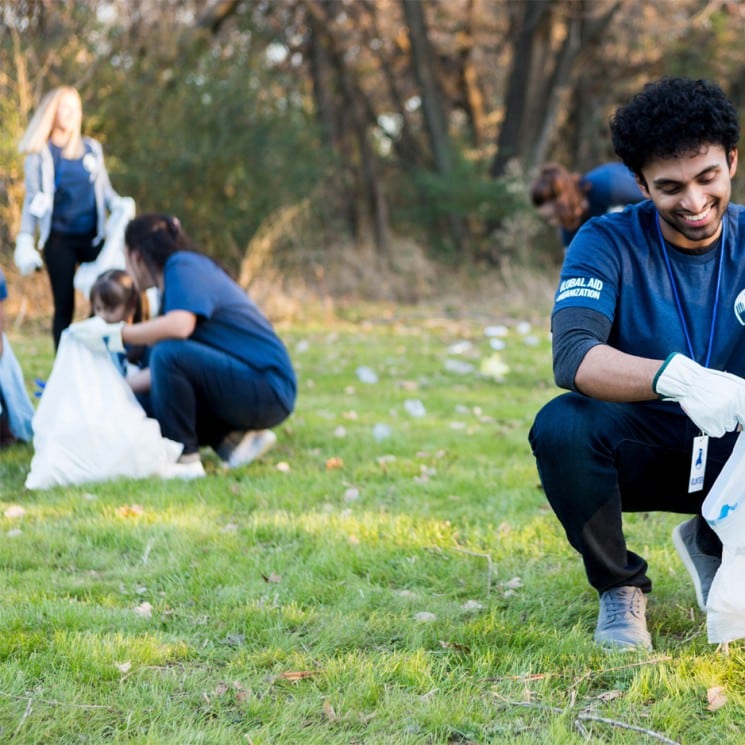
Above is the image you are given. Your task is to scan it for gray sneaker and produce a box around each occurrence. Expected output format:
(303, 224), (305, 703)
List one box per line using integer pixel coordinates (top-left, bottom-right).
(672, 518), (721, 612)
(216, 429), (277, 469)
(594, 586), (652, 651)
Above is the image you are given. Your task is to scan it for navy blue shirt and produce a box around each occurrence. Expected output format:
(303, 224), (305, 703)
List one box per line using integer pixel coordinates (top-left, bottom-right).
(161, 252), (296, 412)
(561, 163), (646, 247)
(0, 267), (6, 302)
(553, 201), (745, 378)
(50, 143), (97, 235)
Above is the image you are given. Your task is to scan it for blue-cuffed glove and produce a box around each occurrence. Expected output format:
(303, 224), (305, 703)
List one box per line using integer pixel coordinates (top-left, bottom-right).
(67, 316), (125, 354)
(654, 353), (745, 437)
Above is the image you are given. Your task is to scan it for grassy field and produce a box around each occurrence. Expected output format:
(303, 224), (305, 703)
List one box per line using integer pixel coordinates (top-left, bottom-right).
(0, 305), (743, 744)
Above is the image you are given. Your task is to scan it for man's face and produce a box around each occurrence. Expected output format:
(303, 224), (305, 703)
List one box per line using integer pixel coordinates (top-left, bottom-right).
(638, 144), (738, 249)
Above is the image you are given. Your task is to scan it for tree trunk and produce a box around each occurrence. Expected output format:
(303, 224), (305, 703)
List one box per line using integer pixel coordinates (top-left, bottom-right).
(402, 0), (465, 252)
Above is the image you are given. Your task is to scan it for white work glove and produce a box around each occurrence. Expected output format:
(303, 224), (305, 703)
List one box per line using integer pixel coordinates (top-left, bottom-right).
(14, 233), (44, 276)
(653, 353), (745, 437)
(66, 316), (125, 354)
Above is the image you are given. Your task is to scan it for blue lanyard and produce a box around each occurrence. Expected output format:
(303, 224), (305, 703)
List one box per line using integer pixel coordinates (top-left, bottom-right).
(655, 214), (724, 367)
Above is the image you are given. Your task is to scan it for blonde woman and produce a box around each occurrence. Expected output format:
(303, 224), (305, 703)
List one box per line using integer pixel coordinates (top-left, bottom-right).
(15, 86), (124, 348)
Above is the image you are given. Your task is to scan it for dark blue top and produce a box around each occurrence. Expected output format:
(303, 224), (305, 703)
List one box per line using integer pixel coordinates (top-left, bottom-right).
(560, 162), (646, 247)
(50, 142), (97, 235)
(553, 201), (745, 377)
(161, 252), (297, 412)
(0, 267), (6, 301)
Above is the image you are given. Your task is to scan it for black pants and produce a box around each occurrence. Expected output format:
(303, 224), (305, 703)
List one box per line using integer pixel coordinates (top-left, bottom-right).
(43, 230), (100, 348)
(528, 393), (733, 595)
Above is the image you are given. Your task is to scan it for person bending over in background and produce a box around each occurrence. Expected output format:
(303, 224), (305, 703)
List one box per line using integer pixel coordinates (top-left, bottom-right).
(0, 265), (34, 448)
(69, 213), (296, 479)
(529, 77), (745, 651)
(531, 161), (645, 249)
(14, 86), (125, 349)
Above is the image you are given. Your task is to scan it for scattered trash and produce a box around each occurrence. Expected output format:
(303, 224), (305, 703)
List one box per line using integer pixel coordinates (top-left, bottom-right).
(516, 321), (532, 335)
(334, 426), (347, 438)
(489, 338), (506, 351)
(403, 399), (426, 418)
(414, 611), (437, 623)
(479, 354), (510, 381)
(447, 340), (473, 355)
(4, 505), (25, 519)
(356, 366), (379, 384)
(484, 325), (509, 337)
(444, 359), (475, 375)
(372, 423), (392, 441)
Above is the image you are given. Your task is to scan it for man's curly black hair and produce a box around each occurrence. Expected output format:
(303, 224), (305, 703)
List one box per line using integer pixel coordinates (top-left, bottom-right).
(610, 77), (740, 182)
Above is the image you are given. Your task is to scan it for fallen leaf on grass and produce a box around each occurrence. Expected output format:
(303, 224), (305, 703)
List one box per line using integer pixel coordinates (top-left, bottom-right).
(323, 699), (338, 721)
(439, 640), (471, 653)
(4, 505), (25, 519)
(277, 670), (318, 682)
(262, 572), (282, 583)
(326, 457), (344, 470)
(595, 689), (623, 702)
(115, 661), (132, 673)
(707, 686), (727, 711)
(118, 504), (145, 518)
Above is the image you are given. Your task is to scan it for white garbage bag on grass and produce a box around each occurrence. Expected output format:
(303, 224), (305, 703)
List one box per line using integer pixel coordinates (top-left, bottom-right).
(73, 196), (136, 298)
(26, 333), (181, 490)
(701, 430), (745, 643)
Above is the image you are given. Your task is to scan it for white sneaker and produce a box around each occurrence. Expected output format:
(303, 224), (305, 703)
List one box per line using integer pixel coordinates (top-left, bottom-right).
(219, 429), (277, 469)
(162, 454), (206, 480)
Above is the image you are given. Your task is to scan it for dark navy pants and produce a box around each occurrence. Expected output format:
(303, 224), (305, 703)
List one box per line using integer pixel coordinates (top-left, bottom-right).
(140, 339), (291, 456)
(529, 392), (734, 594)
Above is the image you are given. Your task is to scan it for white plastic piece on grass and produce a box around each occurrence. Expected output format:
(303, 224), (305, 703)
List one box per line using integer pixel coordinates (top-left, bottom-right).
(403, 399), (426, 417)
(444, 359), (475, 375)
(356, 366), (379, 384)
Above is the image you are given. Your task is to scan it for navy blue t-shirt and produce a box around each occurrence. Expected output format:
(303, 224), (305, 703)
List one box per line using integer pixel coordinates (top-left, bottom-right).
(553, 201), (745, 377)
(0, 267), (7, 302)
(561, 163), (646, 247)
(50, 143), (97, 235)
(161, 252), (296, 412)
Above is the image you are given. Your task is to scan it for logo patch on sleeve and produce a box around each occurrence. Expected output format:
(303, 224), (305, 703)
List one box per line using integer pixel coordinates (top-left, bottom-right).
(555, 276), (604, 303)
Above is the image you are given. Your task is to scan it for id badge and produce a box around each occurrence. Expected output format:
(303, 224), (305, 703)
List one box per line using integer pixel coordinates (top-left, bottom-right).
(688, 435), (708, 493)
(28, 191), (52, 218)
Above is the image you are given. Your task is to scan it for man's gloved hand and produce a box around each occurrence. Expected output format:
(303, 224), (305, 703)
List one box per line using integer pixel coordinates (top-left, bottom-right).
(14, 233), (43, 276)
(654, 352), (745, 437)
(67, 316), (125, 354)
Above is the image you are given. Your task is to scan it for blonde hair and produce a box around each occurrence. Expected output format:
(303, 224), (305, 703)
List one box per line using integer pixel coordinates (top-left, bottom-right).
(18, 86), (83, 156)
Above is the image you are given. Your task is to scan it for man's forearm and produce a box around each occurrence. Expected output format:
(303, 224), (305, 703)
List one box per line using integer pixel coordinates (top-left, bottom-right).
(574, 344), (664, 402)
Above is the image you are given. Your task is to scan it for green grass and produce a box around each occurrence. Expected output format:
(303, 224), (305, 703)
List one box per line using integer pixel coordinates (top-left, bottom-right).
(0, 307), (743, 744)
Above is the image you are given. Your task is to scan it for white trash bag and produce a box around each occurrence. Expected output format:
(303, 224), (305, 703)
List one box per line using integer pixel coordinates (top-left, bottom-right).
(26, 332), (181, 490)
(73, 196), (136, 298)
(701, 430), (745, 644)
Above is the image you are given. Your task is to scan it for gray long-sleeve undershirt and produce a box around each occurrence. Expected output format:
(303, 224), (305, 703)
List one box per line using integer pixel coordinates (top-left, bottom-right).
(551, 306), (612, 390)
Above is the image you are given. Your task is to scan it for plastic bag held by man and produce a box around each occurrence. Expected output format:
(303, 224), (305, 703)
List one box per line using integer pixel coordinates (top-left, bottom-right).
(701, 431), (745, 644)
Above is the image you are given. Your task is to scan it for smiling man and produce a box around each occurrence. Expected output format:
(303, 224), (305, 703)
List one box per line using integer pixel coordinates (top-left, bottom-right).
(529, 77), (745, 651)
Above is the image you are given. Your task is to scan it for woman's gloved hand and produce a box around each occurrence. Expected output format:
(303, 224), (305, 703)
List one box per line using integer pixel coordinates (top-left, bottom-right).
(66, 316), (125, 354)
